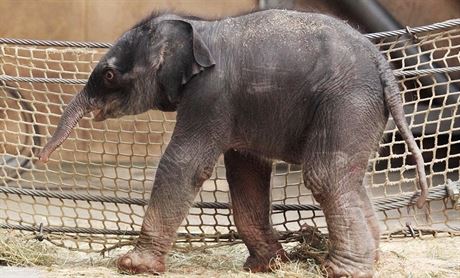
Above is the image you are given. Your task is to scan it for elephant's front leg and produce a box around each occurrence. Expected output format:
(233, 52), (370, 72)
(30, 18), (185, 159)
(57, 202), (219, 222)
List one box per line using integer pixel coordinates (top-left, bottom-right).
(224, 150), (288, 273)
(117, 134), (220, 274)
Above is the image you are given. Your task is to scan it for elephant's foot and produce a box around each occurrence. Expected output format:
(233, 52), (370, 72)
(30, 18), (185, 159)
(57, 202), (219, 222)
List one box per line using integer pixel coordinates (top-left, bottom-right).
(117, 250), (166, 275)
(243, 248), (288, 272)
(322, 253), (373, 278)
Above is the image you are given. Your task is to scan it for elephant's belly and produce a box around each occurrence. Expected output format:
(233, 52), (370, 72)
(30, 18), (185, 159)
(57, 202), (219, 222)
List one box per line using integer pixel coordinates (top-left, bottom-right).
(231, 121), (314, 165)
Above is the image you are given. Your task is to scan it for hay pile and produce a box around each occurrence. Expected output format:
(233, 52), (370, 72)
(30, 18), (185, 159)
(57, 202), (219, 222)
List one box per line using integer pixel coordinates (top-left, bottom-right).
(0, 229), (56, 267)
(0, 228), (459, 277)
(0, 228), (326, 277)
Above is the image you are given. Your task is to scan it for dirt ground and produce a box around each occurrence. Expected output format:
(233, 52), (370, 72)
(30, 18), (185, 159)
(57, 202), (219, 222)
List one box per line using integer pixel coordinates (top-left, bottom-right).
(1, 231), (459, 278)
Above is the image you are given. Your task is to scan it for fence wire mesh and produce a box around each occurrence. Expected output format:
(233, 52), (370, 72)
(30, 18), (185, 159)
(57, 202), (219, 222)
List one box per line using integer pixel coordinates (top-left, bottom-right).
(1, 20), (459, 252)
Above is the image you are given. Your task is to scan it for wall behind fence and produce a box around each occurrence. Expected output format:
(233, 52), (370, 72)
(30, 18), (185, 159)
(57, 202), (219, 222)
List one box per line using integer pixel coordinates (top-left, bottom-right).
(2, 0), (460, 42)
(0, 0), (257, 41)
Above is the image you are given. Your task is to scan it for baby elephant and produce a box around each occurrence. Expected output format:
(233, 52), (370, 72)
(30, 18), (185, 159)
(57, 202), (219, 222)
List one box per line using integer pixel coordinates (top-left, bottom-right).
(38, 9), (427, 277)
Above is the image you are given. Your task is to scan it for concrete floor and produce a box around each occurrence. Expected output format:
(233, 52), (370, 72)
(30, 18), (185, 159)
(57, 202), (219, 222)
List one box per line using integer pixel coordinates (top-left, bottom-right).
(0, 266), (44, 278)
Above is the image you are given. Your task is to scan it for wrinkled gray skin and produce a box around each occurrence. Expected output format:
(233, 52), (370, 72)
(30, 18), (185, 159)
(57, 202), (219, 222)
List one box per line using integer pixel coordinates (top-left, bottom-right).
(38, 10), (428, 277)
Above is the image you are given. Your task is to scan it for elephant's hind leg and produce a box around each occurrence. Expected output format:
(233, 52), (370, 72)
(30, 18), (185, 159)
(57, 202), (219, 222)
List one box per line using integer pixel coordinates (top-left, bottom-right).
(358, 185), (381, 262)
(302, 99), (386, 277)
(224, 149), (288, 272)
(304, 151), (376, 278)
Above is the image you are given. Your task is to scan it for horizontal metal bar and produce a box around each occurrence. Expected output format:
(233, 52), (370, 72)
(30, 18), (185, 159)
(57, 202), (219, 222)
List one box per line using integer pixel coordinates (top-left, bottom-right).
(0, 223), (139, 236)
(393, 66), (460, 77)
(0, 75), (87, 84)
(0, 182), (456, 212)
(0, 38), (111, 48)
(0, 186), (320, 211)
(364, 19), (460, 40)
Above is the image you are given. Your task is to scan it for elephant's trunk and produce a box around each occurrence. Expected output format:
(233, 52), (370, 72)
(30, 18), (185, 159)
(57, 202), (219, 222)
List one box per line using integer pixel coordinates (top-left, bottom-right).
(38, 89), (93, 162)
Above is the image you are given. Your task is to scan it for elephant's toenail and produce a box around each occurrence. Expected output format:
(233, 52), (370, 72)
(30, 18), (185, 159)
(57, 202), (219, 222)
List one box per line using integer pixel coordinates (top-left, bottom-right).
(119, 256), (132, 268)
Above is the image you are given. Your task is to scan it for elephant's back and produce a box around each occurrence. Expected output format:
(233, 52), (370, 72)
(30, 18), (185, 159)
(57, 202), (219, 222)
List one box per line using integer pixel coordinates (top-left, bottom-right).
(213, 10), (381, 92)
(213, 9), (379, 71)
(229, 9), (368, 49)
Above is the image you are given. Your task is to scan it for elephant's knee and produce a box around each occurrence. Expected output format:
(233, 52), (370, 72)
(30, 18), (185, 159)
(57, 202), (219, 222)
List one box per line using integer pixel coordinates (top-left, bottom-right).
(193, 166), (213, 187)
(303, 164), (331, 196)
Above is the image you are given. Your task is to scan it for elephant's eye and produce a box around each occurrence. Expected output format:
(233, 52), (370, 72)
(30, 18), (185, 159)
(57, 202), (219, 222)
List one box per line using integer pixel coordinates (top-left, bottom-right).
(105, 70), (115, 81)
(103, 68), (120, 89)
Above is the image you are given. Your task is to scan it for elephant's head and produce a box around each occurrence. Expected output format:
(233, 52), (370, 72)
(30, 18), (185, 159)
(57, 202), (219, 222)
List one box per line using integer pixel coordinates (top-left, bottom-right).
(37, 17), (215, 162)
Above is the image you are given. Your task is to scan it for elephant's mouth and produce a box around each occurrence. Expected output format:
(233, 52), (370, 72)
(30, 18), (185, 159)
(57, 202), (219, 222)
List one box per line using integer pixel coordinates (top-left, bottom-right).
(92, 106), (125, 122)
(93, 109), (106, 122)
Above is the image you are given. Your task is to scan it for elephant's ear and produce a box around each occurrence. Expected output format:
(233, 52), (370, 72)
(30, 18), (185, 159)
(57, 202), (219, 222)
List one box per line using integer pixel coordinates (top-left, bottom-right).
(155, 19), (215, 105)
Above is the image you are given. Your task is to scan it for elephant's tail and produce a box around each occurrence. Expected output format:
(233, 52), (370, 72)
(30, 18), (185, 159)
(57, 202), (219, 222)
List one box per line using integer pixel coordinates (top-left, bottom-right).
(377, 54), (428, 208)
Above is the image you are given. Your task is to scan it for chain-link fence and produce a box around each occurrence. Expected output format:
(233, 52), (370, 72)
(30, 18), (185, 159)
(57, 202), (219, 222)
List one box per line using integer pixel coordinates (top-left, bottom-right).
(1, 19), (459, 253)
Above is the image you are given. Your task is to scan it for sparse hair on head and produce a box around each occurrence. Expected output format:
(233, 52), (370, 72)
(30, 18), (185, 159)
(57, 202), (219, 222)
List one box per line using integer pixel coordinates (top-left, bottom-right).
(131, 10), (207, 31)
